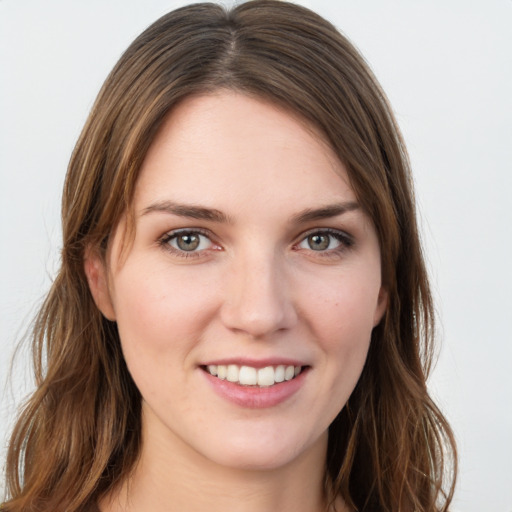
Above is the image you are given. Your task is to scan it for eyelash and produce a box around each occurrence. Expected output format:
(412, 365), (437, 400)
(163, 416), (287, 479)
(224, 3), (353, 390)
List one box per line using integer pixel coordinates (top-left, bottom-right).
(158, 228), (217, 259)
(158, 227), (354, 259)
(294, 228), (354, 258)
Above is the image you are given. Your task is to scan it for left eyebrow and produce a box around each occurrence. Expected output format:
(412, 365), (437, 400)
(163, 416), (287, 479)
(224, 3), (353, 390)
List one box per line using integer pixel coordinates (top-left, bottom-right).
(291, 202), (360, 224)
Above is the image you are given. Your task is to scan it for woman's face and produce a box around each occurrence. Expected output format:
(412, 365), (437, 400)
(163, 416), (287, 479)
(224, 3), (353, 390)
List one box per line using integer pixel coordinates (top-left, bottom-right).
(88, 92), (387, 472)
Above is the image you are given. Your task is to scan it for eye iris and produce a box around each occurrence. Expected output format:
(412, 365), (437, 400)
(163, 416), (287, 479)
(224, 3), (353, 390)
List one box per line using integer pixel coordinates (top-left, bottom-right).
(177, 234), (200, 251)
(308, 234), (330, 251)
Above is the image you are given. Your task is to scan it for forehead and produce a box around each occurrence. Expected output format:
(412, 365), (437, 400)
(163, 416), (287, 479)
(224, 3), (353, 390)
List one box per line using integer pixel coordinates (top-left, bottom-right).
(134, 92), (356, 214)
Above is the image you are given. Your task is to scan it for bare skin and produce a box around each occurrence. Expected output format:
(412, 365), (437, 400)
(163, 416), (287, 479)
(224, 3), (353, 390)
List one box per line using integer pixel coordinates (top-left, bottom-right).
(88, 92), (384, 512)
(100, 417), (348, 512)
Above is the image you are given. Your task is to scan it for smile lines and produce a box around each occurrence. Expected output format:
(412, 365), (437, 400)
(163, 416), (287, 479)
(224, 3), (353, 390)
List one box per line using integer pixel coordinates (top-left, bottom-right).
(205, 364), (303, 387)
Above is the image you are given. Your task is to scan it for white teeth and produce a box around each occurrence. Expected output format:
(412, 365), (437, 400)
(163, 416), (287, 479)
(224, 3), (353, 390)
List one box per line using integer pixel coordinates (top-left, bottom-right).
(284, 365), (295, 381)
(206, 364), (303, 387)
(274, 365), (285, 383)
(226, 364), (239, 382)
(257, 366), (275, 387)
(239, 366), (258, 385)
(217, 365), (227, 380)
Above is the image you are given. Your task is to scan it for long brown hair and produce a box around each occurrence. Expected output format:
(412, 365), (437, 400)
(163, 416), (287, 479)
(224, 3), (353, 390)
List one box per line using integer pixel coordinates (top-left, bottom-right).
(3, 2), (456, 511)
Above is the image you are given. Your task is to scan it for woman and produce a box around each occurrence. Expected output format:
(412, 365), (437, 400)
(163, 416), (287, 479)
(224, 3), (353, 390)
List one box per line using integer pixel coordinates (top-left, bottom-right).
(2, 1), (457, 511)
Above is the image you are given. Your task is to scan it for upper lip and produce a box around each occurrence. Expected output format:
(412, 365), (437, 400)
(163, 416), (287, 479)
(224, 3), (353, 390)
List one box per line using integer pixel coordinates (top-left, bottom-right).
(200, 357), (308, 368)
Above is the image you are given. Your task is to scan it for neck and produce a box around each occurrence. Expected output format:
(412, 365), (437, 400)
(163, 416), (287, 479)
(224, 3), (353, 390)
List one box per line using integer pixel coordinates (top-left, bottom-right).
(100, 408), (347, 512)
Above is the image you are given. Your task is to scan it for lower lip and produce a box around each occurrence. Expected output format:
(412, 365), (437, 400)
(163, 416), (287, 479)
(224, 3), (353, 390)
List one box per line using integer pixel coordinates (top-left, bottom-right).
(201, 368), (308, 409)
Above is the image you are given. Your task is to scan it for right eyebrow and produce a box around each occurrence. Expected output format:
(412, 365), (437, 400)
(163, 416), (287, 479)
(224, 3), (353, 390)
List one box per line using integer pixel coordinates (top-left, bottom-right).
(140, 200), (232, 223)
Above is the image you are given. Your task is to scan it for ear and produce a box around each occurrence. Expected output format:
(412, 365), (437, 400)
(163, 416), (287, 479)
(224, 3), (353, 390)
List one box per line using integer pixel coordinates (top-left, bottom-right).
(84, 247), (116, 321)
(373, 287), (388, 327)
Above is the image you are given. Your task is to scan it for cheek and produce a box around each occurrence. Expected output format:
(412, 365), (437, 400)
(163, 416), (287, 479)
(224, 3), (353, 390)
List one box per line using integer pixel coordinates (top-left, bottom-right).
(110, 263), (222, 412)
(305, 269), (380, 343)
(301, 267), (379, 388)
(111, 261), (219, 369)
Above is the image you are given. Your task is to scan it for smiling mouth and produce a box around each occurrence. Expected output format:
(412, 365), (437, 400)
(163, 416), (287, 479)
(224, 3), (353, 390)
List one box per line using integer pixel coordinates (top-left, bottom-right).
(202, 364), (305, 387)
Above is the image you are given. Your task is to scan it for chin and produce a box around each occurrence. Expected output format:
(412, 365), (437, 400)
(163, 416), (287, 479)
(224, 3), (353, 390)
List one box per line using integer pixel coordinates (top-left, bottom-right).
(209, 446), (298, 472)
(200, 428), (326, 472)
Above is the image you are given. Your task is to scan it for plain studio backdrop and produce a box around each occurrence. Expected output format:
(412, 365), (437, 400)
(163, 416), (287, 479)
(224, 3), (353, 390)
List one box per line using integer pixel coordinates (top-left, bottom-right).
(1, 1), (511, 510)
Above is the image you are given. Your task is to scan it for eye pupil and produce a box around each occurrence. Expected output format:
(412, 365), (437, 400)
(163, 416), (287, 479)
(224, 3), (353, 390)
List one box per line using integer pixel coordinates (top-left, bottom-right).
(308, 234), (330, 251)
(177, 234), (200, 251)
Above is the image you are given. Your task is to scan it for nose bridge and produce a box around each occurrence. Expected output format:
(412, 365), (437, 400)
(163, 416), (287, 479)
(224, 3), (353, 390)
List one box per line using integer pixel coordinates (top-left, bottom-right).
(221, 244), (296, 338)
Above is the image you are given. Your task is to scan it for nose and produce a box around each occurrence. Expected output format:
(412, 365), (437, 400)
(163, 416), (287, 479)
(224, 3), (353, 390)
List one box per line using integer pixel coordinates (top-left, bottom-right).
(220, 250), (297, 339)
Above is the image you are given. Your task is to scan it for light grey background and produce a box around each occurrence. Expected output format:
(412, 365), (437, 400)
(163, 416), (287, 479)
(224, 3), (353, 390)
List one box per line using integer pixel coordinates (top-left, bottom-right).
(1, 1), (511, 510)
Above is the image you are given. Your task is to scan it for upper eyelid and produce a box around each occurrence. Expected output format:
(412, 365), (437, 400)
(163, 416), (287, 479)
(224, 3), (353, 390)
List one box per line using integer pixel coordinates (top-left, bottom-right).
(158, 227), (353, 249)
(159, 229), (218, 258)
(295, 227), (353, 243)
(159, 228), (217, 251)
(161, 227), (214, 240)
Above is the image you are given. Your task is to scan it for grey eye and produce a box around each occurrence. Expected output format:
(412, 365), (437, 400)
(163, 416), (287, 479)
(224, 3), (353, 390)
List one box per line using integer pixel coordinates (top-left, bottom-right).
(169, 232), (212, 252)
(307, 234), (330, 251)
(297, 232), (343, 252)
(176, 234), (200, 251)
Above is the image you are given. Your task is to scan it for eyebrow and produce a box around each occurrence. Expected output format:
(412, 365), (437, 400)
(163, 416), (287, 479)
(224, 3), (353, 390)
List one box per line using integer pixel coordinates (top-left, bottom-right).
(291, 202), (360, 223)
(141, 200), (360, 224)
(141, 200), (232, 223)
